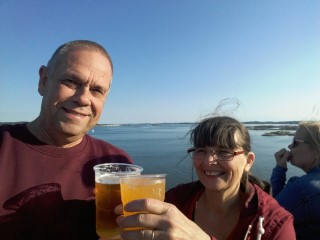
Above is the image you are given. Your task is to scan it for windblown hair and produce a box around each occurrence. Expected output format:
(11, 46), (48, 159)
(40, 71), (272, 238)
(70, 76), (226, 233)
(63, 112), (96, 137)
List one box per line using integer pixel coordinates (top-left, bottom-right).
(299, 121), (320, 167)
(47, 40), (113, 74)
(189, 116), (251, 153)
(189, 116), (271, 194)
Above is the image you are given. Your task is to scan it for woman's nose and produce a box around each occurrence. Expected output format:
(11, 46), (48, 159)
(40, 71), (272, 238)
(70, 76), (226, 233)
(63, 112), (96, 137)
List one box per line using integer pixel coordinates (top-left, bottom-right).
(206, 152), (219, 163)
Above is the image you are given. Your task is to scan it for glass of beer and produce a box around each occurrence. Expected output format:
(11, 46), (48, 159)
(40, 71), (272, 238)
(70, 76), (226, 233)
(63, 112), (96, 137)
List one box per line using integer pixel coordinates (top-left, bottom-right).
(120, 174), (166, 218)
(93, 163), (143, 239)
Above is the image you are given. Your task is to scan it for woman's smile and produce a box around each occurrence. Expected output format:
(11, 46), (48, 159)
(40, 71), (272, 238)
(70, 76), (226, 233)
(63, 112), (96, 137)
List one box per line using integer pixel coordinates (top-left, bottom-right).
(204, 170), (225, 176)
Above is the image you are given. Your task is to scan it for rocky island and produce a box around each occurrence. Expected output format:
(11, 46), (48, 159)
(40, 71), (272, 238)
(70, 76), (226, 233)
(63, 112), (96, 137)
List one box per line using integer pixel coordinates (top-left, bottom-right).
(245, 123), (297, 136)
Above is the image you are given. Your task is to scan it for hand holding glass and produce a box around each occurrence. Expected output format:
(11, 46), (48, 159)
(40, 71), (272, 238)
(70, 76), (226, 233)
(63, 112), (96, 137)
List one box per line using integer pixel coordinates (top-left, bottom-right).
(120, 174), (166, 220)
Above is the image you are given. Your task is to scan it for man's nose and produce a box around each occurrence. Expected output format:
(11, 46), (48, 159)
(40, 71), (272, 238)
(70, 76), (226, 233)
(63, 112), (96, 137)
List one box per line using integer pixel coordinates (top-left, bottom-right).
(74, 87), (91, 106)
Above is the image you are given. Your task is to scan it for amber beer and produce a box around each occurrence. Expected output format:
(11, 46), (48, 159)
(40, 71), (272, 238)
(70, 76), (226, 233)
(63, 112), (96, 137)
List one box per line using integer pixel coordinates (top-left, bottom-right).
(94, 163), (143, 239)
(95, 176), (121, 239)
(120, 174), (166, 217)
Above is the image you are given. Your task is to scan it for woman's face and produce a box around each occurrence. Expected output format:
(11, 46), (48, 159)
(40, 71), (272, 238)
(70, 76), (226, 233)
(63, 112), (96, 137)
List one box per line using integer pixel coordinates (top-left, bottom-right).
(288, 127), (318, 172)
(193, 132), (254, 195)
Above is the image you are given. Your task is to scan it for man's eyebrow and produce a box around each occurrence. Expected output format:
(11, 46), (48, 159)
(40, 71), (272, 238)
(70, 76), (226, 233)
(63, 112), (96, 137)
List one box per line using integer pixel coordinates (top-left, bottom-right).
(60, 72), (81, 80)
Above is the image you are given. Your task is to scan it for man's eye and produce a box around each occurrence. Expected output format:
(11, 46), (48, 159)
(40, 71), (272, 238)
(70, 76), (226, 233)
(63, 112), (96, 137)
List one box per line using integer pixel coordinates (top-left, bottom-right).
(90, 88), (105, 97)
(61, 79), (78, 89)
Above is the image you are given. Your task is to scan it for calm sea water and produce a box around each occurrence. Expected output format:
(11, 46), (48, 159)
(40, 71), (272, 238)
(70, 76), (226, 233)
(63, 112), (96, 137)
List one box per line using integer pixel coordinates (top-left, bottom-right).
(89, 123), (304, 190)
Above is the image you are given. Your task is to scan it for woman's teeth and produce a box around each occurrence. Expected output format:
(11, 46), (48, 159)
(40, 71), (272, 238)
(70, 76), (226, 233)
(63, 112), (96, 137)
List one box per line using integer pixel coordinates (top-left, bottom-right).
(205, 171), (224, 176)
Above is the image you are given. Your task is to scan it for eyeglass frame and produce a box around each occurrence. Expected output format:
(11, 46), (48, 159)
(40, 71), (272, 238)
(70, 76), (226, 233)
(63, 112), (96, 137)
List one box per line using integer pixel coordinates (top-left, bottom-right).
(291, 138), (308, 148)
(187, 147), (245, 161)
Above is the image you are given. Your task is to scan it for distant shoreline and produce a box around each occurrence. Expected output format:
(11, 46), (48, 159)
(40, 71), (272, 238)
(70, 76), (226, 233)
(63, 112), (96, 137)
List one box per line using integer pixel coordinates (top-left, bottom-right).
(0, 121), (300, 125)
(96, 121), (300, 126)
(96, 122), (298, 136)
(0, 121), (298, 136)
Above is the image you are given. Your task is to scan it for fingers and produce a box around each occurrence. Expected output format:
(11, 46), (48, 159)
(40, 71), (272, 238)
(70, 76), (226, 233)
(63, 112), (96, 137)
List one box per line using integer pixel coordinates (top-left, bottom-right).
(274, 148), (286, 158)
(117, 199), (173, 230)
(117, 212), (161, 229)
(121, 229), (159, 240)
(124, 198), (170, 215)
(274, 148), (289, 168)
(114, 203), (123, 214)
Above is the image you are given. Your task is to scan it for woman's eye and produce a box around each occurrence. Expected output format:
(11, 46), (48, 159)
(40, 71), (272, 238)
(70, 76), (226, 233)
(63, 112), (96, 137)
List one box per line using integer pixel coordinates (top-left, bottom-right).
(218, 151), (233, 157)
(195, 149), (205, 153)
(195, 149), (206, 156)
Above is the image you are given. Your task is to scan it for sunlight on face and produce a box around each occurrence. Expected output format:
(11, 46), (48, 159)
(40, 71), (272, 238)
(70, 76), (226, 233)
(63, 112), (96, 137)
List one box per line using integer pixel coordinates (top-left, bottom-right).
(290, 127), (317, 172)
(39, 49), (112, 141)
(194, 132), (253, 195)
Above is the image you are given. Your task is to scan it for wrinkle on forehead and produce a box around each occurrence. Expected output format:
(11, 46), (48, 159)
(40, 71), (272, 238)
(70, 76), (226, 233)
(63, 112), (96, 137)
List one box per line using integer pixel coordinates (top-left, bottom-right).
(51, 49), (111, 73)
(52, 50), (112, 85)
(66, 50), (111, 73)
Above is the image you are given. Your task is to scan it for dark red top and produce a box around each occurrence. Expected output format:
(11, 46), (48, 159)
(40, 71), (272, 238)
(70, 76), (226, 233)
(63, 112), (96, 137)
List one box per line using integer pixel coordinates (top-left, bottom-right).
(165, 181), (296, 240)
(0, 123), (133, 239)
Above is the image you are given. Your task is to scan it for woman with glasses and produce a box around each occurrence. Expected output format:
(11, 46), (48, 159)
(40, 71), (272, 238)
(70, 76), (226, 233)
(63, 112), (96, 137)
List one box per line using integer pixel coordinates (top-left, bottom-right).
(271, 121), (320, 240)
(116, 116), (295, 240)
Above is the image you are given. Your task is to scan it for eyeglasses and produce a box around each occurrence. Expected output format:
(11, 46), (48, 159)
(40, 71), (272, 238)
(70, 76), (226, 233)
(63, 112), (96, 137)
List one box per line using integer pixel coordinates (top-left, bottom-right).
(291, 139), (307, 148)
(187, 147), (244, 161)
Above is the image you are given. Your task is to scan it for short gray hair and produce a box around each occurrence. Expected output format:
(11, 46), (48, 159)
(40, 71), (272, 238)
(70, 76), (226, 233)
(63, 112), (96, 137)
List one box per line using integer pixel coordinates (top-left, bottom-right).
(47, 40), (113, 74)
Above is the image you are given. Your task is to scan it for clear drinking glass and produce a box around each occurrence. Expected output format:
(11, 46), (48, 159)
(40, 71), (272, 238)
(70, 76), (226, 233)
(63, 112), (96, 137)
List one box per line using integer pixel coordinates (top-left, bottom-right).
(120, 174), (166, 221)
(94, 163), (143, 239)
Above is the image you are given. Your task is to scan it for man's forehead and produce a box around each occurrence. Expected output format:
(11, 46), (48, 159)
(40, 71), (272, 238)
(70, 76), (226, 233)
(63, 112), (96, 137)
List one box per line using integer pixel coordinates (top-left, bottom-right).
(55, 50), (112, 75)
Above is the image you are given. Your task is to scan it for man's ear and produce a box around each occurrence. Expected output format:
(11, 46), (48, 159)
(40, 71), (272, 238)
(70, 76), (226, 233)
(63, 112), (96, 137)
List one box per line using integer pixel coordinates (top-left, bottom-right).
(245, 152), (255, 172)
(38, 65), (48, 96)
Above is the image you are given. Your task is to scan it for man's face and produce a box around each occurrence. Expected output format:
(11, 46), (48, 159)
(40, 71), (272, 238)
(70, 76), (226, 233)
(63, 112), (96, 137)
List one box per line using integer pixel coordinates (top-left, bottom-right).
(38, 49), (112, 140)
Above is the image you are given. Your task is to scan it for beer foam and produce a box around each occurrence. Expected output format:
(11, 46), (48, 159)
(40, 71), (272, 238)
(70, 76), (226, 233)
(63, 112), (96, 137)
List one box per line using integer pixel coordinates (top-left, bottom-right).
(96, 174), (120, 184)
(96, 172), (142, 184)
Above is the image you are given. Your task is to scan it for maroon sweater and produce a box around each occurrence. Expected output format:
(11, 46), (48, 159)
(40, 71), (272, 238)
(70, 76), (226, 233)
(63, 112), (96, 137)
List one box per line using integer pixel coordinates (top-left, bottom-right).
(0, 123), (133, 239)
(165, 181), (296, 240)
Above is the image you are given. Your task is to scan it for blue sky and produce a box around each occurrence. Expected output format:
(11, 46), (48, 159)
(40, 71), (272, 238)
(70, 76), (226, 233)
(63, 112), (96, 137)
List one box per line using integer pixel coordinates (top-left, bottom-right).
(1, 1), (319, 124)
